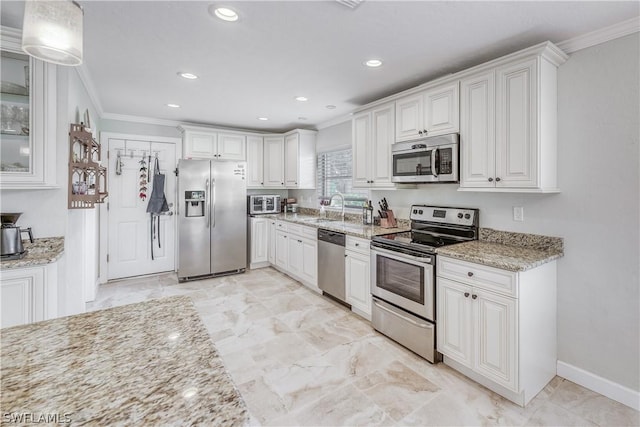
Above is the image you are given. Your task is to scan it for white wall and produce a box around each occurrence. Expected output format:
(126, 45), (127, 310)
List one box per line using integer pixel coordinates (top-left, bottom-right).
(368, 34), (640, 391)
(100, 118), (181, 139)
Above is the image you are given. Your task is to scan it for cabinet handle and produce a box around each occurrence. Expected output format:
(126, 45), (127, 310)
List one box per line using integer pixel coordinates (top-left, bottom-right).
(472, 294), (478, 300)
(464, 292), (470, 298)
(355, 243), (359, 247)
(495, 177), (501, 182)
(418, 130), (423, 135)
(423, 129), (428, 134)
(298, 239), (302, 243)
(345, 254), (348, 258)
(261, 182), (263, 185)
(488, 177), (493, 182)
(467, 271), (474, 277)
(281, 182), (284, 185)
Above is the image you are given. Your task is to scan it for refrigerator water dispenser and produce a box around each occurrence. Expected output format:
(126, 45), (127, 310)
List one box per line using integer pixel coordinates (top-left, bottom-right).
(184, 190), (205, 217)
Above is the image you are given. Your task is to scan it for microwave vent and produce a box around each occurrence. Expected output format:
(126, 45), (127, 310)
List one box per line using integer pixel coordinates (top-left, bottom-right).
(336, 0), (364, 10)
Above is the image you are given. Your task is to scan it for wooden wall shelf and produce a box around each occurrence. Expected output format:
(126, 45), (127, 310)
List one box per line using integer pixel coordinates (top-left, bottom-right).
(68, 123), (108, 209)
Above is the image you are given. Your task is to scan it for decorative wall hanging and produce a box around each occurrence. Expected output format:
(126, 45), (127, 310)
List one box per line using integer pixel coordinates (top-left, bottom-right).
(138, 156), (147, 201)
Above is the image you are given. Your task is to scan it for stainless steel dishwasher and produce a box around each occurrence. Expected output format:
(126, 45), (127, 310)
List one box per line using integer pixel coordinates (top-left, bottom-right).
(317, 228), (347, 304)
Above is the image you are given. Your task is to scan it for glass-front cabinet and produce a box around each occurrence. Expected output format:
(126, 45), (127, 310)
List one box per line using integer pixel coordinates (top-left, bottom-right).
(0, 27), (56, 189)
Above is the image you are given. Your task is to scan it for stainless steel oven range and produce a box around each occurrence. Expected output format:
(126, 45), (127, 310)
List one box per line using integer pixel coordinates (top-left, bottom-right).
(370, 205), (479, 363)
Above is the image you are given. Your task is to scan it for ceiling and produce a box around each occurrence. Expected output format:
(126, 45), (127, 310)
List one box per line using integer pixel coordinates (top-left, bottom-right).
(2, 1), (638, 132)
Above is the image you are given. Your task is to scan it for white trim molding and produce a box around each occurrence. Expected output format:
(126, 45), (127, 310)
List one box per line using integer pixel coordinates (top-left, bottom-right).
(101, 112), (182, 128)
(315, 113), (352, 130)
(75, 65), (105, 117)
(558, 16), (640, 54)
(557, 361), (640, 411)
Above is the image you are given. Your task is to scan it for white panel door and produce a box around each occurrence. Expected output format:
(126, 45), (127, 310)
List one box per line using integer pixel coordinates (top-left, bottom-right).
(284, 133), (299, 187)
(395, 94), (423, 142)
(437, 278), (473, 367)
(108, 139), (177, 280)
(345, 251), (371, 316)
(371, 103), (395, 187)
(275, 231), (288, 270)
(217, 133), (246, 160)
(268, 220), (276, 264)
(496, 59), (537, 188)
(300, 238), (317, 286)
(287, 236), (303, 277)
(250, 217), (268, 265)
(461, 71), (496, 187)
(246, 136), (264, 188)
(263, 136), (285, 187)
(0, 268), (44, 327)
(352, 112), (370, 188)
(474, 289), (518, 392)
(424, 82), (459, 136)
(185, 132), (217, 158)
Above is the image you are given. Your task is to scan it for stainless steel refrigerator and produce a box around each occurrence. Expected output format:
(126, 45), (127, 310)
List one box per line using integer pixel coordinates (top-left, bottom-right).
(177, 159), (247, 280)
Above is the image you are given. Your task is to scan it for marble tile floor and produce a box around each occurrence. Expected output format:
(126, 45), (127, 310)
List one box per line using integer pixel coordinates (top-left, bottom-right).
(88, 268), (639, 427)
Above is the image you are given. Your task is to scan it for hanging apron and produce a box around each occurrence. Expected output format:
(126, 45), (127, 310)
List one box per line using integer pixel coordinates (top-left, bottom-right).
(146, 156), (170, 260)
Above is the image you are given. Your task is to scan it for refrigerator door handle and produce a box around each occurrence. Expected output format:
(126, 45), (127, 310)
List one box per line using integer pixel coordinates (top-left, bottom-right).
(205, 178), (210, 228)
(211, 178), (216, 228)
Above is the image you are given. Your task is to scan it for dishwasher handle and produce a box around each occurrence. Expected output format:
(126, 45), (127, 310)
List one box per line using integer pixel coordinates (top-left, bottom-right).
(317, 229), (346, 246)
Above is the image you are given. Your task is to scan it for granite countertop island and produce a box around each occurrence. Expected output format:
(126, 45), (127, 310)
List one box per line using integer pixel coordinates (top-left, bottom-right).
(1, 296), (248, 426)
(0, 237), (65, 270)
(437, 228), (564, 272)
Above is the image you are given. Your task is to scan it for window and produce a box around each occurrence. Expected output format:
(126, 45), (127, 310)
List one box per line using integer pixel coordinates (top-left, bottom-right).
(316, 148), (368, 209)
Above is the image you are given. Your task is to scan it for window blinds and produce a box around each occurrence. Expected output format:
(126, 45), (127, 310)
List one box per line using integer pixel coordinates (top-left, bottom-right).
(316, 149), (368, 209)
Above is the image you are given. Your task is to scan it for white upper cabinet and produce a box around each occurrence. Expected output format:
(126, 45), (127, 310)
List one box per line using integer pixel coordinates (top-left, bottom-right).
(459, 43), (567, 192)
(246, 135), (264, 187)
(217, 132), (246, 160)
(395, 82), (459, 142)
(424, 82), (459, 136)
(395, 94), (423, 142)
(180, 125), (246, 160)
(0, 27), (57, 189)
(284, 129), (316, 189)
(352, 102), (395, 188)
(263, 135), (285, 188)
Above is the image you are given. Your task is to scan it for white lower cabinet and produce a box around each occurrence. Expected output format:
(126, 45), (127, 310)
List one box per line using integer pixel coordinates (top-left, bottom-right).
(267, 219), (276, 264)
(249, 217), (269, 269)
(345, 236), (371, 319)
(0, 262), (59, 328)
(272, 221), (317, 289)
(437, 255), (557, 406)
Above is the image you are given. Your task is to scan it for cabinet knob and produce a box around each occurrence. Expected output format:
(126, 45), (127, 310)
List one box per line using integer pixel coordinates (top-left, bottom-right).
(261, 182), (263, 185)
(488, 177), (493, 182)
(298, 239), (302, 243)
(472, 294), (478, 300)
(418, 131), (423, 135)
(467, 271), (474, 277)
(423, 129), (428, 134)
(464, 292), (470, 298)
(355, 243), (359, 247)
(495, 177), (501, 182)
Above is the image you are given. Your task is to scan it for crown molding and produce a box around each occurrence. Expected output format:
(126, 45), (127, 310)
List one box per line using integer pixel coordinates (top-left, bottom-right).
(101, 112), (182, 127)
(558, 16), (640, 54)
(315, 114), (352, 130)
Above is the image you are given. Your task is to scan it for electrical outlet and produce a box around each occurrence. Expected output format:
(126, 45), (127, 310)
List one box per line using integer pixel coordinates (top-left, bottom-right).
(513, 206), (524, 222)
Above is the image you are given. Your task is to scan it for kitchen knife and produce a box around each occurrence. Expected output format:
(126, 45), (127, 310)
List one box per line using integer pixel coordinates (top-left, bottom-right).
(379, 201), (385, 213)
(382, 198), (389, 210)
(378, 209), (384, 219)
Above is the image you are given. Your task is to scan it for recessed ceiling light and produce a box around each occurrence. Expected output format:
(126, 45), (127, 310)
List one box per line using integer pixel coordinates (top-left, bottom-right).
(167, 103), (180, 108)
(212, 6), (238, 22)
(178, 72), (198, 80)
(295, 96), (308, 102)
(298, 116), (308, 120)
(325, 105), (336, 110)
(364, 59), (383, 68)
(257, 117), (269, 121)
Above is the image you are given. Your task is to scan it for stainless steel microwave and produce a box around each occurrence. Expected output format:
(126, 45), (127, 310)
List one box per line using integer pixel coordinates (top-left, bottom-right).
(391, 133), (459, 183)
(248, 195), (280, 214)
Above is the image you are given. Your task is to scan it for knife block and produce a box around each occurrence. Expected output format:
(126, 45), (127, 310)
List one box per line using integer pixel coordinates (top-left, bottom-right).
(380, 210), (397, 228)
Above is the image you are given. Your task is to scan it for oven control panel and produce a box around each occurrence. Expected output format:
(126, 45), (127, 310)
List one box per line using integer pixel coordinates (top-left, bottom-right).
(410, 205), (478, 226)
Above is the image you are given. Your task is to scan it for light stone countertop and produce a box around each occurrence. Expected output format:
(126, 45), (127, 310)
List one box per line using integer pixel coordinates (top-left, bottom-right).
(0, 237), (65, 270)
(265, 212), (410, 239)
(0, 296), (249, 426)
(437, 228), (564, 272)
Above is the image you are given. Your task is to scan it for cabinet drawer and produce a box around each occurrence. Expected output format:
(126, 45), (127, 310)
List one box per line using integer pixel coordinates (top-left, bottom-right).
(438, 256), (518, 297)
(302, 225), (317, 240)
(346, 236), (370, 255)
(276, 220), (287, 232)
(286, 223), (303, 236)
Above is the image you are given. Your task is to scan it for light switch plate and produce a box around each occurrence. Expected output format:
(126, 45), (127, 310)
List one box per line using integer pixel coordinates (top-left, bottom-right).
(513, 206), (524, 222)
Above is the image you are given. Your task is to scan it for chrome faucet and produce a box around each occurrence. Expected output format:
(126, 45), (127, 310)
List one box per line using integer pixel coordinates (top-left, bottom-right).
(329, 192), (345, 220)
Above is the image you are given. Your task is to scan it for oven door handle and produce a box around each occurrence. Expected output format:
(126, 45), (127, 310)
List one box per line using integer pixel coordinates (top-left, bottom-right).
(371, 246), (433, 264)
(373, 298), (431, 329)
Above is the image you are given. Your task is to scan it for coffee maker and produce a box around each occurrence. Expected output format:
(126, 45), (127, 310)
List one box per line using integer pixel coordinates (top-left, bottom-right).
(1, 213), (33, 260)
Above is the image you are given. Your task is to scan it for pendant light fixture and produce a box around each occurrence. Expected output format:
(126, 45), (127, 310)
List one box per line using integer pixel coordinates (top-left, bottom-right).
(21, 0), (84, 66)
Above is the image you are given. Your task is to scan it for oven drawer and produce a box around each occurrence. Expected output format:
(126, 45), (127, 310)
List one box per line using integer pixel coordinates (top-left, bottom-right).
(346, 236), (369, 255)
(372, 297), (438, 363)
(437, 256), (518, 297)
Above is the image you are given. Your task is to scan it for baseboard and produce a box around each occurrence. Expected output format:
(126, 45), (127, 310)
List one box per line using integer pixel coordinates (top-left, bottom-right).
(557, 361), (640, 411)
